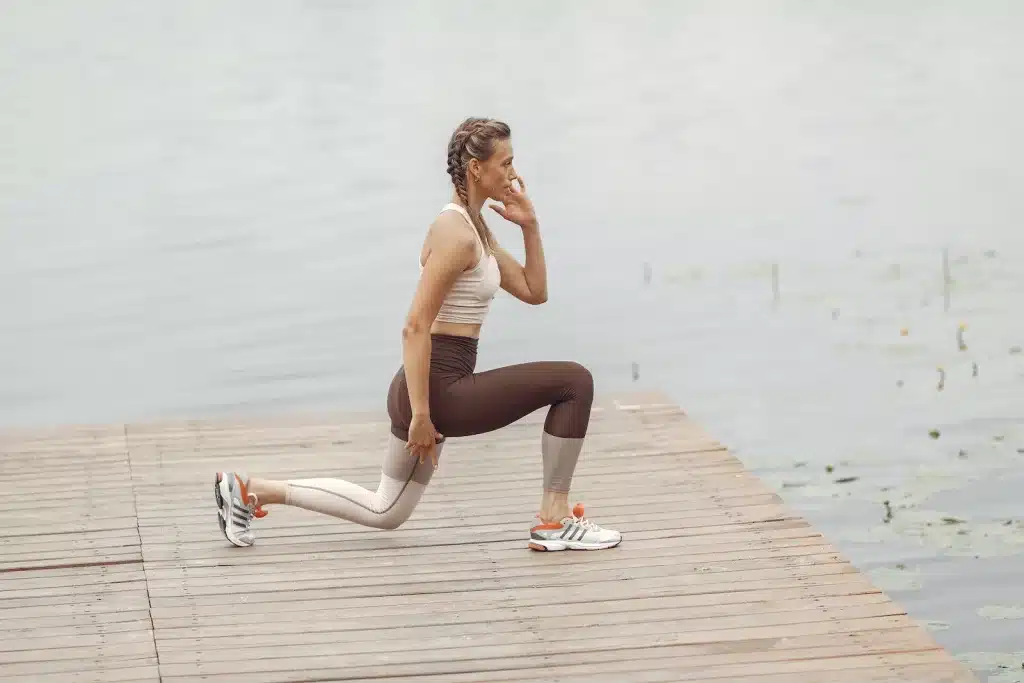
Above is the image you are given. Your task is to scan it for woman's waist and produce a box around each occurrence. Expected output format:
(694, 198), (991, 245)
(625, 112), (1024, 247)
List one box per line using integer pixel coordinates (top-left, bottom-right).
(430, 319), (481, 339)
(428, 332), (478, 377)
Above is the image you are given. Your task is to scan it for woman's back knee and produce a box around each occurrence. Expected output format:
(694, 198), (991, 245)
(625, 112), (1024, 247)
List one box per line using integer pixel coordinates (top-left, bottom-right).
(379, 512), (408, 530)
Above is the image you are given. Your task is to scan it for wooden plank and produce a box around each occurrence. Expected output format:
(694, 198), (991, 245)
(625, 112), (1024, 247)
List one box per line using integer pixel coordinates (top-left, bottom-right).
(0, 549), (143, 572)
(147, 573), (877, 624)
(153, 591), (892, 640)
(186, 639), (965, 683)
(0, 392), (977, 682)
(322, 650), (975, 683)
(144, 562), (861, 609)
(141, 542), (847, 587)
(0, 657), (159, 679)
(2, 592), (154, 621)
(155, 600), (912, 657)
(2, 673), (157, 683)
(144, 551), (852, 601)
(0, 618), (156, 647)
(152, 625), (944, 677)
(0, 577), (148, 601)
(0, 610), (153, 636)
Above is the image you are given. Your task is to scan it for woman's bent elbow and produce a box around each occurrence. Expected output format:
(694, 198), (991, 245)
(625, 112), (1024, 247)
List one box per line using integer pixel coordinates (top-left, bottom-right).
(402, 319), (427, 341)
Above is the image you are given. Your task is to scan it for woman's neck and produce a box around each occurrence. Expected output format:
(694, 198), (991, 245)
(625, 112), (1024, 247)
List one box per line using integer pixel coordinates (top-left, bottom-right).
(454, 188), (486, 216)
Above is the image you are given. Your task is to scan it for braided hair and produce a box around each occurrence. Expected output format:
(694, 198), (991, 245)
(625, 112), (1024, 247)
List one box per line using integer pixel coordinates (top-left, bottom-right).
(445, 117), (511, 253)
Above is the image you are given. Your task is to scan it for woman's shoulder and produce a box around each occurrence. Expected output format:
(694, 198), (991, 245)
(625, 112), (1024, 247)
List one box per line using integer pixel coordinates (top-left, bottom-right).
(422, 209), (477, 267)
(429, 207), (476, 247)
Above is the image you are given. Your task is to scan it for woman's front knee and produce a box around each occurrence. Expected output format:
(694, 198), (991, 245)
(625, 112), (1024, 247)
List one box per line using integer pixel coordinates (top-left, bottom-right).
(566, 361), (594, 403)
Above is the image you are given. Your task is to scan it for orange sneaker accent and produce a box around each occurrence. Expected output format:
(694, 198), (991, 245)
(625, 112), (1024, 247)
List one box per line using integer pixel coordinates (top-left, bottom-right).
(531, 522), (563, 532)
(234, 474), (268, 519)
(528, 542), (549, 551)
(234, 474), (250, 500)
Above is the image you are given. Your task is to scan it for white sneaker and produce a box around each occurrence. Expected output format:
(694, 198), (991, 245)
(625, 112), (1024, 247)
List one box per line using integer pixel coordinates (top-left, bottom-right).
(528, 503), (621, 551)
(214, 472), (267, 547)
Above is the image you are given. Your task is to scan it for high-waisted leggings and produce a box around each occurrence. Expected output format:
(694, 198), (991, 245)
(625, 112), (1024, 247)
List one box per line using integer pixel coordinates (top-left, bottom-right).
(282, 334), (595, 529)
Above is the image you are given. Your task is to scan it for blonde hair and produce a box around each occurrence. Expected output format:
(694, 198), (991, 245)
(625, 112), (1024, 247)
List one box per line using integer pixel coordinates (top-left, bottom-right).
(446, 117), (511, 253)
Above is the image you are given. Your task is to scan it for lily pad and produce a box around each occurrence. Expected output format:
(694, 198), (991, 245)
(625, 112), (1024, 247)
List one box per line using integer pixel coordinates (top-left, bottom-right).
(978, 605), (1024, 621)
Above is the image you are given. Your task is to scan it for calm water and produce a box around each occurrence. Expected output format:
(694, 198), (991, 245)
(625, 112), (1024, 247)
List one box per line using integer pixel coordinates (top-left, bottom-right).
(3, 1), (1024, 678)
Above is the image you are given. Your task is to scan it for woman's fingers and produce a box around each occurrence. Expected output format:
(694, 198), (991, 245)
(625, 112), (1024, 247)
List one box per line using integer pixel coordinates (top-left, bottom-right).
(408, 439), (433, 465)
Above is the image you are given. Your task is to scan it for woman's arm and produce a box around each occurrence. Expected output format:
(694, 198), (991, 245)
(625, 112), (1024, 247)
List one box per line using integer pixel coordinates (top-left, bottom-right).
(492, 223), (547, 305)
(490, 175), (547, 305)
(402, 216), (478, 417)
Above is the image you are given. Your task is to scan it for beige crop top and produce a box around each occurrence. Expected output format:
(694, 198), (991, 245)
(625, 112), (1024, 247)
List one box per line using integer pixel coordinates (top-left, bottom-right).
(422, 203), (502, 325)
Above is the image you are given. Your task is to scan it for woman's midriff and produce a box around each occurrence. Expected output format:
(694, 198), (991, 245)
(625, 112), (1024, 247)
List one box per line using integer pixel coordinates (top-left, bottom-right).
(429, 320), (482, 338)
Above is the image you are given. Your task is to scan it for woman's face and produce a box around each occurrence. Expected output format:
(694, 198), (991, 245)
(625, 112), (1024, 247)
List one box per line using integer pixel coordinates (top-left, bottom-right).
(472, 137), (517, 202)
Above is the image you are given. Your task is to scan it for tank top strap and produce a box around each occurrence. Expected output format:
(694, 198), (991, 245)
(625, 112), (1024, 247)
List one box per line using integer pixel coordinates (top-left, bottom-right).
(440, 203), (484, 251)
(420, 203), (486, 271)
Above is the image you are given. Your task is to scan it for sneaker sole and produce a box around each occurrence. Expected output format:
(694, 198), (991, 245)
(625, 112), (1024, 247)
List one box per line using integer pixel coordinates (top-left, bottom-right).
(528, 537), (622, 551)
(214, 473), (228, 537)
(213, 472), (251, 548)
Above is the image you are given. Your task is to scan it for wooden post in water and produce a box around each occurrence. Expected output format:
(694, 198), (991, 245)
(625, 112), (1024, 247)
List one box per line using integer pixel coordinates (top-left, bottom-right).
(942, 248), (951, 312)
(771, 262), (780, 309)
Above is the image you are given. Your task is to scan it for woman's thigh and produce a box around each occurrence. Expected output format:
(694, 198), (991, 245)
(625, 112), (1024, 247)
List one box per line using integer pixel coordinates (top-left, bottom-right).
(432, 360), (594, 438)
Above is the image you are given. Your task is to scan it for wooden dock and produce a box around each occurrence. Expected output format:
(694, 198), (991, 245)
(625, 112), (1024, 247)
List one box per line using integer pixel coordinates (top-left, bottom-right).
(1, 391), (978, 683)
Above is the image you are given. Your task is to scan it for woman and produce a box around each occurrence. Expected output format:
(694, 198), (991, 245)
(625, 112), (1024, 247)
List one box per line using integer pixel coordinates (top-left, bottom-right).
(214, 117), (621, 552)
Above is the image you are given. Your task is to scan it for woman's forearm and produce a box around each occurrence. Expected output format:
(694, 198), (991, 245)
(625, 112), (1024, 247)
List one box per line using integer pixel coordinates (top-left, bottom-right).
(401, 326), (432, 417)
(521, 222), (548, 302)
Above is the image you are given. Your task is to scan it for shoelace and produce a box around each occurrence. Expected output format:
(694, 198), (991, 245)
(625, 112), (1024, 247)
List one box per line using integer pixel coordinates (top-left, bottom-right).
(533, 503), (599, 531)
(235, 475), (268, 520)
(247, 494), (268, 519)
(570, 515), (601, 531)
(568, 502), (599, 531)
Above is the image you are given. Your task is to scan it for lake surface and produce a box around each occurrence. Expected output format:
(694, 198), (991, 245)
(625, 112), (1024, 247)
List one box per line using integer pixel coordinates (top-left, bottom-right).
(2, 1), (1023, 678)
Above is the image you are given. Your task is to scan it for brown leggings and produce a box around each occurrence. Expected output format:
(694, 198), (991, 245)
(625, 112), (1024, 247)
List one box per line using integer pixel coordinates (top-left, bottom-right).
(281, 334), (593, 530)
(387, 334), (594, 443)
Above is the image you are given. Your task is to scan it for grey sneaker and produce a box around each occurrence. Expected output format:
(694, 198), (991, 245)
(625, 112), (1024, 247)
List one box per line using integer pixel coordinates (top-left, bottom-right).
(528, 503), (621, 551)
(214, 472), (266, 547)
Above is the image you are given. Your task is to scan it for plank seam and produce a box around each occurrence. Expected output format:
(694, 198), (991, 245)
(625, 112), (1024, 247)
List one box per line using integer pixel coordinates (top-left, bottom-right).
(126, 423), (163, 683)
(0, 558), (143, 574)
